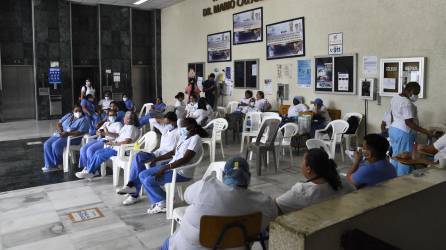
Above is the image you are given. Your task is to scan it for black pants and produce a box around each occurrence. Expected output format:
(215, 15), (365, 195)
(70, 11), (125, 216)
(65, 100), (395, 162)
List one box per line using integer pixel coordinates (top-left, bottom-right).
(205, 93), (215, 108)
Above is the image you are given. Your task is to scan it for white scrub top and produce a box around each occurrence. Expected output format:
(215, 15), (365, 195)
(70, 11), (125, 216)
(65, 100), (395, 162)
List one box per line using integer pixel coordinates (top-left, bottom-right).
(115, 125), (140, 143)
(169, 134), (203, 178)
(99, 99), (113, 110)
(189, 109), (209, 126)
(383, 111), (392, 129)
(149, 119), (180, 157)
(99, 121), (123, 141)
(288, 104), (308, 117)
(434, 134), (446, 161)
(276, 177), (355, 214)
(81, 85), (96, 97)
(389, 95), (418, 133)
(185, 102), (198, 116)
(312, 105), (331, 125)
(169, 177), (278, 250)
(175, 99), (185, 108)
(255, 99), (269, 112)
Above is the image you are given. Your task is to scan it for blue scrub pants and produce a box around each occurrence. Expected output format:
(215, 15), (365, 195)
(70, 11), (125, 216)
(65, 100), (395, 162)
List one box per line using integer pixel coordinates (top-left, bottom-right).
(139, 162), (191, 204)
(139, 114), (152, 127)
(86, 147), (117, 174)
(160, 238), (169, 250)
(389, 127), (416, 176)
(79, 140), (104, 168)
(128, 152), (156, 197)
(44, 135), (82, 168)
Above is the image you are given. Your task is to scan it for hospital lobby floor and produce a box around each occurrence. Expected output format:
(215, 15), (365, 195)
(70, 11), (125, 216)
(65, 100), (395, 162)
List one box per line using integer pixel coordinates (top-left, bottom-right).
(0, 120), (352, 249)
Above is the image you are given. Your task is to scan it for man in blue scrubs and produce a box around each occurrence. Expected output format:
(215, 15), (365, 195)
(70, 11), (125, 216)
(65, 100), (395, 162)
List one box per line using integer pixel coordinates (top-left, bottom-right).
(42, 105), (90, 172)
(347, 134), (397, 189)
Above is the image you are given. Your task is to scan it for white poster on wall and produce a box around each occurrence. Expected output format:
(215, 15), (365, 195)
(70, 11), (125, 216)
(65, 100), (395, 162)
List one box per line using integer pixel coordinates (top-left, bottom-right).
(363, 56), (378, 77)
(252, 64), (257, 76)
(338, 73), (349, 91)
(264, 79), (273, 94)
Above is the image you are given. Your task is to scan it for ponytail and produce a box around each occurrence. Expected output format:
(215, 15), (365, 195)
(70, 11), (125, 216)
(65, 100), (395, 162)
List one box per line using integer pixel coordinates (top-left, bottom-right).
(306, 148), (342, 191)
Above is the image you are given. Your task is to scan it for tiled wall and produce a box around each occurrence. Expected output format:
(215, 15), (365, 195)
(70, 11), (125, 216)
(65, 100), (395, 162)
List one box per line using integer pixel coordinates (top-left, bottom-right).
(71, 4), (99, 66)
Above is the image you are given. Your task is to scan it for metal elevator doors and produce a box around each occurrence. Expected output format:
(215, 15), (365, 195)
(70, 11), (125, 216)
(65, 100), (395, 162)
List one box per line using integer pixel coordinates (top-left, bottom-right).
(0, 65), (35, 121)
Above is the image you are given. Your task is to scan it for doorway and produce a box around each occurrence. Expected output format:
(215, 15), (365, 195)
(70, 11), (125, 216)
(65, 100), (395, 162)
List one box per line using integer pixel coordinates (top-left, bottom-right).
(72, 66), (99, 105)
(132, 66), (154, 110)
(0, 65), (35, 121)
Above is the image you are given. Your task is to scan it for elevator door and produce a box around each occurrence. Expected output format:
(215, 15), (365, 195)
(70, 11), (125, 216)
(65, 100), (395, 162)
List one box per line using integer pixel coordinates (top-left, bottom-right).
(132, 66), (154, 110)
(0, 66), (35, 121)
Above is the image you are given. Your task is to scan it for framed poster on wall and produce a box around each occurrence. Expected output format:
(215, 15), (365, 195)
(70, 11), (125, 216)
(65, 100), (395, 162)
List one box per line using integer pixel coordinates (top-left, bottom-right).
(314, 56), (333, 92)
(379, 57), (425, 98)
(207, 31), (232, 63)
(359, 78), (375, 100)
(233, 7), (263, 45)
(266, 17), (305, 60)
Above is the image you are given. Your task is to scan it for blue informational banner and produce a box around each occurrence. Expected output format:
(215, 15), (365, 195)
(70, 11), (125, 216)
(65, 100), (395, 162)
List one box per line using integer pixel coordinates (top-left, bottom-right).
(48, 67), (62, 84)
(297, 59), (311, 88)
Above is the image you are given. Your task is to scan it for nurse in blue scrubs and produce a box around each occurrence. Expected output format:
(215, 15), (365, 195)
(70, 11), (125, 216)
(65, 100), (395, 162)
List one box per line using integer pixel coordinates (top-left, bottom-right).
(42, 105), (90, 172)
(122, 94), (134, 111)
(388, 82), (434, 176)
(139, 97), (167, 127)
(81, 94), (97, 135)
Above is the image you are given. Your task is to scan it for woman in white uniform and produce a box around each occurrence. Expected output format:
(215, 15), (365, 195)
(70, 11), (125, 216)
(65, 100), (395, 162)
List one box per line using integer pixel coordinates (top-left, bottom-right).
(187, 97), (210, 126)
(161, 156), (278, 250)
(254, 91), (271, 112)
(288, 96), (309, 120)
(388, 82), (433, 176)
(80, 78), (96, 100)
(276, 148), (355, 214)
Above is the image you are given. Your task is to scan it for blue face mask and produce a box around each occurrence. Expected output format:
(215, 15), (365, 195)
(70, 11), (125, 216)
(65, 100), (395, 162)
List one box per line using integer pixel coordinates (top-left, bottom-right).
(108, 116), (117, 123)
(165, 124), (174, 131)
(179, 127), (189, 139)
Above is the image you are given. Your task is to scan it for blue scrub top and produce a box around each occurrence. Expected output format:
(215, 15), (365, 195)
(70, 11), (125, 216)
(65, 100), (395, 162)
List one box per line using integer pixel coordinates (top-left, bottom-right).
(81, 99), (95, 114)
(59, 113), (90, 134)
(124, 99), (134, 110)
(154, 103), (166, 112)
(352, 159), (397, 187)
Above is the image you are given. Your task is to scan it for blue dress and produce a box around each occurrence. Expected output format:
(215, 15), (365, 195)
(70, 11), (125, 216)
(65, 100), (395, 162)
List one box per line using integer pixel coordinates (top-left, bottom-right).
(43, 113), (90, 169)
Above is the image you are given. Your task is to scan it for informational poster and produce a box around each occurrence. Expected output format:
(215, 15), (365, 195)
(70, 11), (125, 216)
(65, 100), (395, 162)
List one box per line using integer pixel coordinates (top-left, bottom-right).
(328, 32), (343, 55)
(264, 79), (273, 94)
(266, 17), (305, 60)
(48, 67), (62, 84)
(382, 62), (399, 93)
(277, 63), (293, 81)
(363, 56), (378, 77)
(383, 78), (397, 90)
(359, 78), (375, 100)
(252, 64), (257, 76)
(207, 31), (231, 63)
(297, 59), (311, 88)
(337, 73), (349, 91)
(113, 72), (120, 82)
(315, 57), (333, 91)
(225, 66), (232, 80)
(233, 7), (263, 45)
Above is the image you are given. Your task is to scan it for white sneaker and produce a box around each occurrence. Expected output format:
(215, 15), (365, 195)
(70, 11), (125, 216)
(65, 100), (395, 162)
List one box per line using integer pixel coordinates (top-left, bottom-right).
(122, 195), (139, 206)
(41, 167), (61, 173)
(147, 203), (166, 214)
(116, 186), (137, 195)
(75, 170), (95, 179)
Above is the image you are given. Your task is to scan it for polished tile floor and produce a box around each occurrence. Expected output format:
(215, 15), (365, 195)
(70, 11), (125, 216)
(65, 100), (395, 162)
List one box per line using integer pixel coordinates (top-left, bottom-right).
(0, 119), (57, 142)
(0, 119), (352, 249)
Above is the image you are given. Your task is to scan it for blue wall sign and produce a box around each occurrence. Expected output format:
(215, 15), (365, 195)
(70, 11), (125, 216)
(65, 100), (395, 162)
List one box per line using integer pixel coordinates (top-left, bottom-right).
(48, 67), (62, 84)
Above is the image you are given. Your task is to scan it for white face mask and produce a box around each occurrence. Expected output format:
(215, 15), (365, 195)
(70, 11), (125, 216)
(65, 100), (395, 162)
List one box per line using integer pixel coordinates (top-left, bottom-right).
(73, 112), (82, 119)
(165, 124), (174, 131)
(123, 97), (128, 102)
(409, 94), (418, 103)
(86, 81), (91, 87)
(108, 116), (117, 123)
(104, 96), (110, 100)
(179, 127), (189, 139)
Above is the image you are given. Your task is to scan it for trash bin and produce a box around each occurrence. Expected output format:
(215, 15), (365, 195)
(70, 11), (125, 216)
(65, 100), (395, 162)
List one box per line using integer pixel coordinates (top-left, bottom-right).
(49, 95), (62, 116)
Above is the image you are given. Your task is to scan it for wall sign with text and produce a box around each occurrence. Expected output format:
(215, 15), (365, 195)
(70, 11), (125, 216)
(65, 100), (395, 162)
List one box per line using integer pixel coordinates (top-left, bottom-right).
(203, 0), (264, 17)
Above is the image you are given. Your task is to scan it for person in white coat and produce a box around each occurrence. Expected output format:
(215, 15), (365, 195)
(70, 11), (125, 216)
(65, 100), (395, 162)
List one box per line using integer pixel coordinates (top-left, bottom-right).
(160, 156), (278, 250)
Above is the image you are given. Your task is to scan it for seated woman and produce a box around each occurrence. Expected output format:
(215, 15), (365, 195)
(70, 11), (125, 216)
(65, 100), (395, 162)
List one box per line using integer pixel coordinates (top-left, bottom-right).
(347, 134), (397, 189)
(78, 109), (123, 170)
(138, 118), (208, 214)
(310, 98), (331, 137)
(418, 133), (446, 162)
(42, 105), (90, 172)
(160, 156), (278, 250)
(95, 101), (125, 129)
(255, 91), (271, 112)
(185, 94), (198, 117)
(117, 112), (179, 205)
(75, 112), (140, 179)
(122, 93), (135, 111)
(139, 97), (167, 127)
(276, 148), (355, 214)
(98, 91), (113, 112)
(187, 97), (210, 126)
(288, 96), (309, 120)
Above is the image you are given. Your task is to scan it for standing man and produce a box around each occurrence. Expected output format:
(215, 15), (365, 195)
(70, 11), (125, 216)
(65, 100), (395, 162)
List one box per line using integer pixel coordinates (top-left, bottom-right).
(202, 73), (216, 108)
(388, 82), (434, 176)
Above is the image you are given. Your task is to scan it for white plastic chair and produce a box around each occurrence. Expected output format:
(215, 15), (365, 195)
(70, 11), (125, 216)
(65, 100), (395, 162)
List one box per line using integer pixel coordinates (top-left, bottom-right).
(240, 112), (262, 153)
(261, 112), (280, 120)
(306, 139), (332, 158)
(170, 160), (223, 236)
(315, 120), (349, 161)
(202, 118), (228, 162)
(275, 123), (299, 166)
(138, 103), (154, 118)
(227, 101), (240, 114)
(63, 135), (85, 173)
(166, 148), (204, 226)
(343, 112), (363, 150)
(111, 131), (158, 186)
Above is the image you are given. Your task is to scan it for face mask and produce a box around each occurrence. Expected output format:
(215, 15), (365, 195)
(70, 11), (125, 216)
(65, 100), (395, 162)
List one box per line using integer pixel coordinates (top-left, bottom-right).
(108, 116), (116, 123)
(73, 112), (82, 119)
(179, 127), (189, 139)
(86, 82), (91, 87)
(409, 94), (418, 102)
(105, 96), (110, 100)
(165, 124), (174, 131)
(123, 97), (128, 102)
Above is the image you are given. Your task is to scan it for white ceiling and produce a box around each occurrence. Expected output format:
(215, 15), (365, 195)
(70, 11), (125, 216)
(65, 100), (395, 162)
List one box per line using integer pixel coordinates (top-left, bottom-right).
(69, 0), (185, 10)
